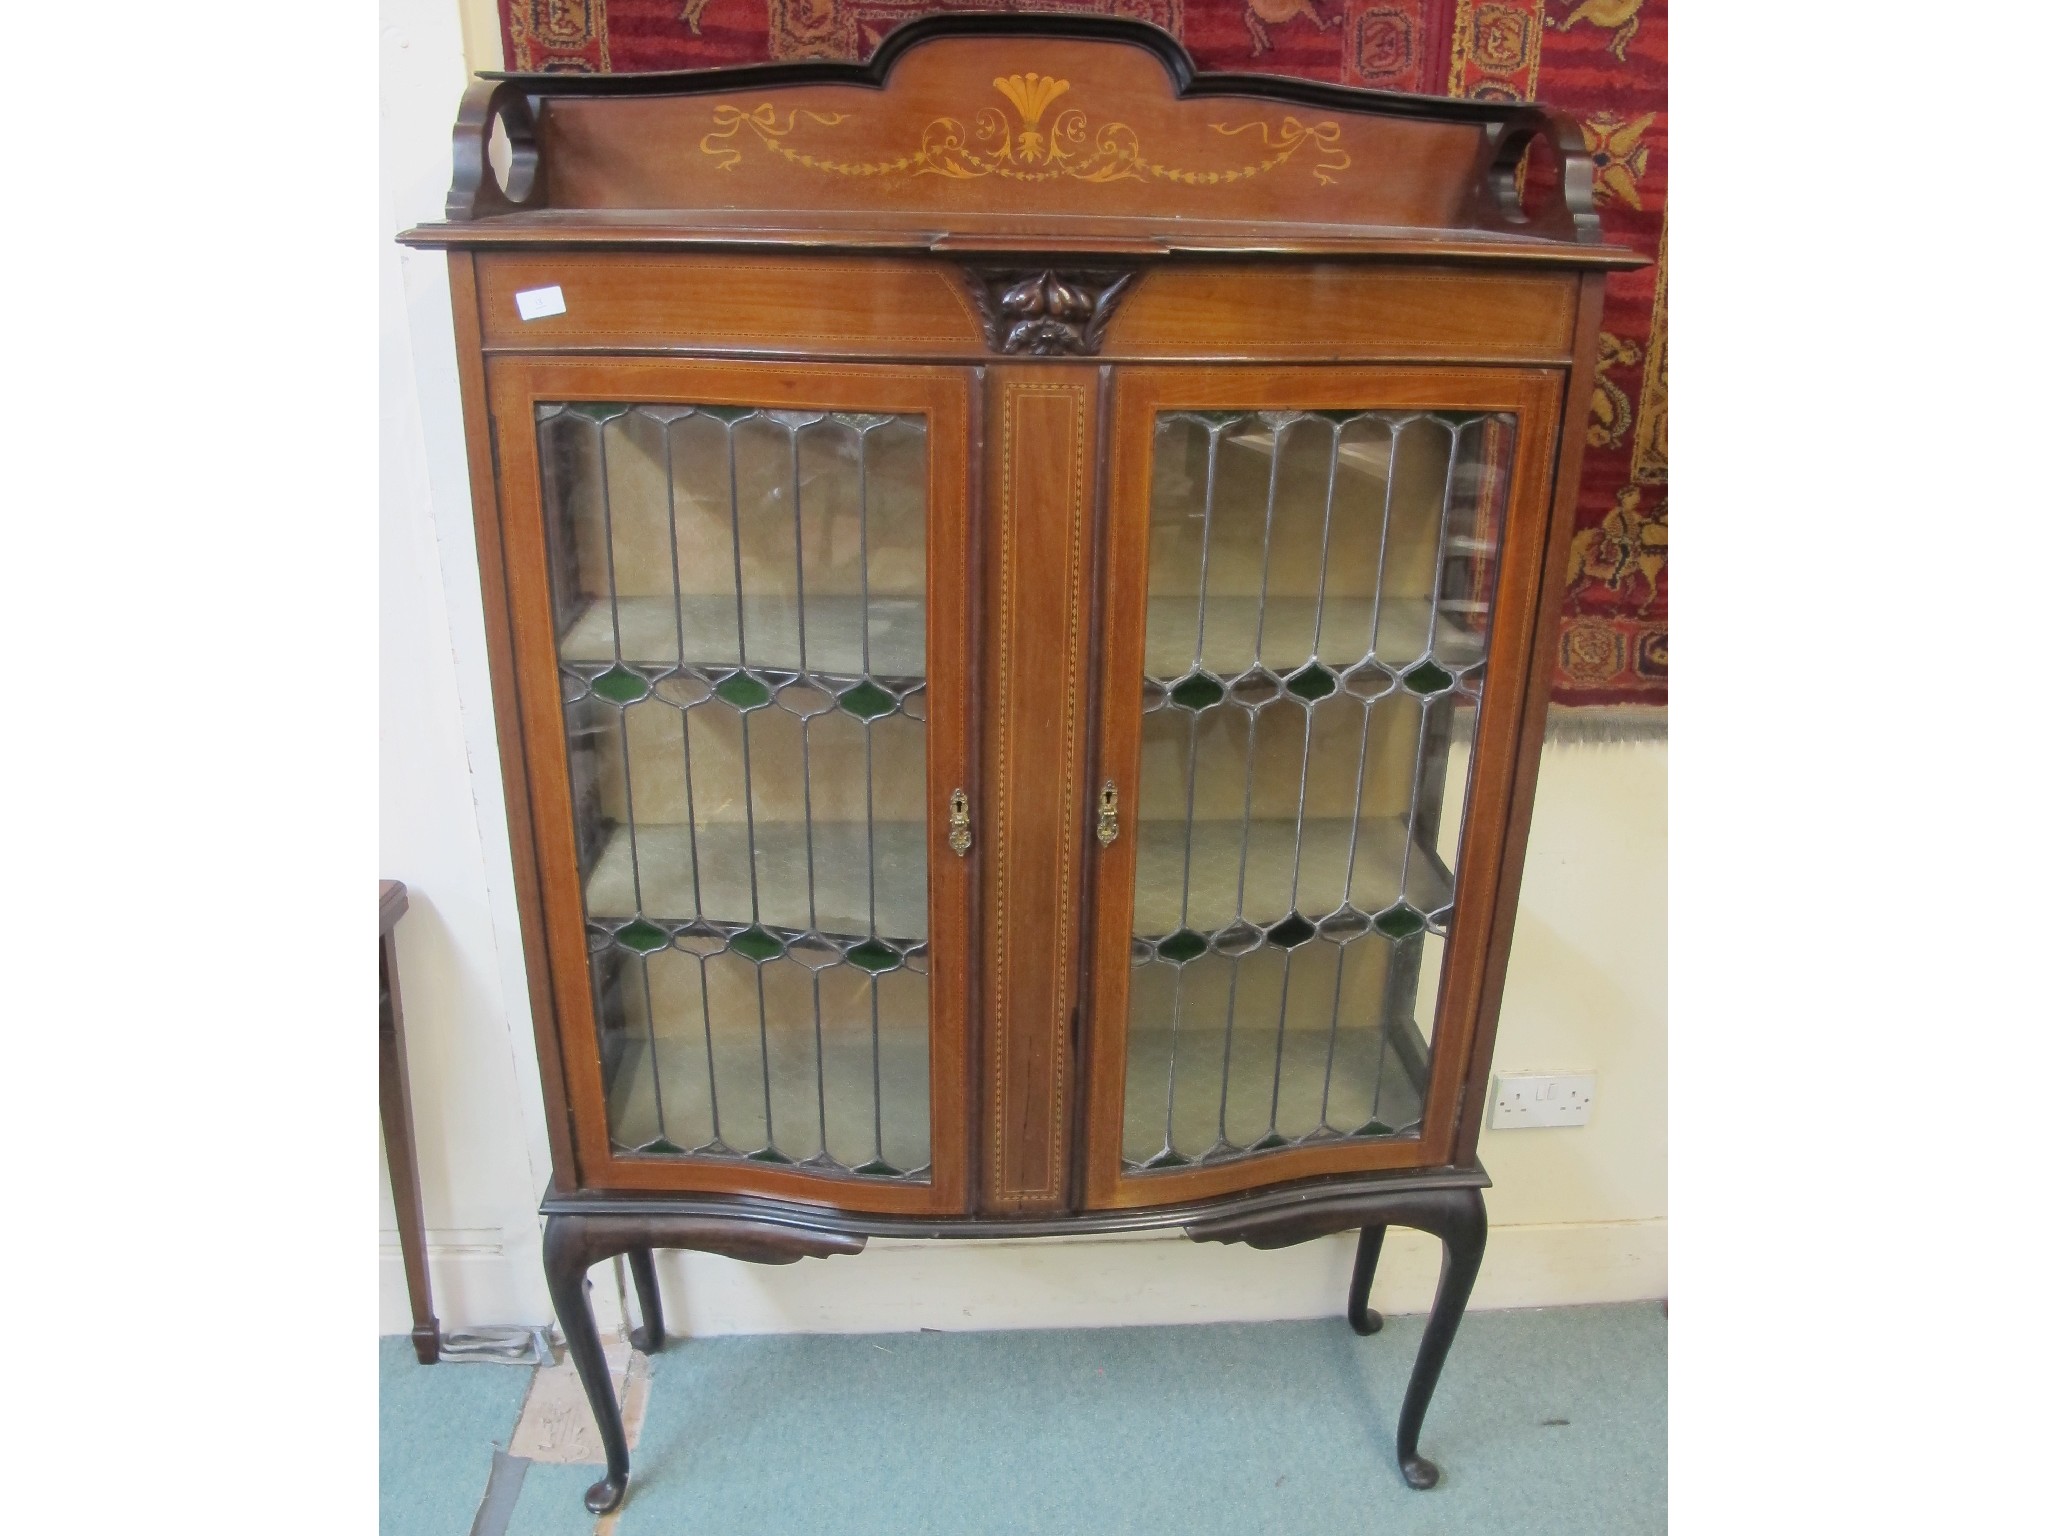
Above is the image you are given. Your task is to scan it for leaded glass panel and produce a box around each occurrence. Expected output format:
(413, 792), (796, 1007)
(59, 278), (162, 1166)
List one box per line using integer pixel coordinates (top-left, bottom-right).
(1121, 409), (1513, 1172)
(540, 403), (933, 1179)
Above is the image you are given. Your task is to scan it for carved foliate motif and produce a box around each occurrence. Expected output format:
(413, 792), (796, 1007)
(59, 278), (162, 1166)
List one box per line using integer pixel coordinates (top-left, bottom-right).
(964, 267), (1137, 356)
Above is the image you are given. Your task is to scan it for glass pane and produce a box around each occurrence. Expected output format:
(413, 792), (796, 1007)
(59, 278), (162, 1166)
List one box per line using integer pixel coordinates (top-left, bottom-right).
(541, 403), (933, 1180)
(1122, 408), (1513, 1171)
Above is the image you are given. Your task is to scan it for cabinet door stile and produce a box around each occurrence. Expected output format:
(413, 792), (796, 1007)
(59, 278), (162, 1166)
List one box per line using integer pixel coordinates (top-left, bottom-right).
(1069, 361), (1120, 1210)
(1084, 366), (1565, 1209)
(1453, 273), (1608, 1165)
(922, 368), (979, 1215)
(1080, 370), (1155, 1210)
(486, 356), (978, 1214)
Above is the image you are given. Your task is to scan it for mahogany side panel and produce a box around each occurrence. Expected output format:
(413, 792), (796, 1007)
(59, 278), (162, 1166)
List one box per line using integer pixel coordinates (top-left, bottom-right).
(1452, 272), (1610, 1164)
(475, 252), (986, 357)
(1080, 366), (1562, 1212)
(979, 364), (1100, 1214)
(446, 252), (583, 1185)
(1410, 375), (1565, 1155)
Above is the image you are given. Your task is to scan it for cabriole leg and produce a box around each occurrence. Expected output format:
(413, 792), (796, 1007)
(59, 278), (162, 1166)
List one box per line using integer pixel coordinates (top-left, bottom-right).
(542, 1216), (631, 1515)
(1348, 1224), (1387, 1336)
(627, 1247), (665, 1353)
(534, 1209), (863, 1516)
(1179, 1181), (1491, 1493)
(1395, 1187), (1487, 1490)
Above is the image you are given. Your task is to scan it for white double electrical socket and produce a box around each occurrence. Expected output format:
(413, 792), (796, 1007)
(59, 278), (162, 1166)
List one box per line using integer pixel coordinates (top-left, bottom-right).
(1489, 1072), (1596, 1129)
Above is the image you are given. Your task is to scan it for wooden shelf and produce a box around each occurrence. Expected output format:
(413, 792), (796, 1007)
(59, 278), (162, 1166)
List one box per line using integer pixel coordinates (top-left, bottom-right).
(1132, 815), (1451, 937)
(1142, 595), (1484, 677)
(585, 819), (928, 942)
(560, 592), (1482, 682)
(560, 593), (926, 678)
(1225, 426), (1395, 477)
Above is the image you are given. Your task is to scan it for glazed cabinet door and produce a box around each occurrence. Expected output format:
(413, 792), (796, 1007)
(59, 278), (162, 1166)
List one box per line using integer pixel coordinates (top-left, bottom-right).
(488, 359), (977, 1214)
(1082, 367), (1563, 1208)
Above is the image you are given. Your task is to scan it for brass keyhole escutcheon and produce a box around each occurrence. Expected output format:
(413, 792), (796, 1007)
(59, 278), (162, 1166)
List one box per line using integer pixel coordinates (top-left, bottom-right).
(1096, 780), (1119, 845)
(949, 788), (972, 855)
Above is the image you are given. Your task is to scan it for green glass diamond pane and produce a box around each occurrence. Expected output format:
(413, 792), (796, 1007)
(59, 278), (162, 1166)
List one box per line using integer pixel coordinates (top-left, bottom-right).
(1157, 929), (1208, 964)
(714, 671), (772, 710)
(614, 919), (669, 954)
(1354, 1120), (1398, 1139)
(1268, 913), (1315, 949)
(573, 403), (632, 422)
(1250, 1132), (1289, 1152)
(591, 666), (650, 705)
(1142, 1149), (1192, 1170)
(729, 926), (785, 962)
(853, 1159), (904, 1178)
(1375, 905), (1425, 940)
(1404, 661), (1455, 696)
(838, 680), (896, 720)
(846, 939), (901, 973)
(639, 1137), (686, 1155)
(747, 1147), (793, 1165)
(1169, 672), (1224, 711)
(1285, 663), (1337, 701)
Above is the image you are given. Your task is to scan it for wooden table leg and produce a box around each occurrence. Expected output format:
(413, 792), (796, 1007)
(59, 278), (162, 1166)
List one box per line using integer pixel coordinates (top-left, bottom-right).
(1185, 1180), (1489, 1491)
(626, 1248), (666, 1354)
(380, 882), (440, 1364)
(1392, 1186), (1487, 1489)
(1348, 1223), (1388, 1337)
(544, 1217), (633, 1514)
(541, 1211), (866, 1514)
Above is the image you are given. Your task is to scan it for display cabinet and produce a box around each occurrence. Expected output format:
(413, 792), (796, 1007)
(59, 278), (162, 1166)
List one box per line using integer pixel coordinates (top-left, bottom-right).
(400, 16), (1640, 1512)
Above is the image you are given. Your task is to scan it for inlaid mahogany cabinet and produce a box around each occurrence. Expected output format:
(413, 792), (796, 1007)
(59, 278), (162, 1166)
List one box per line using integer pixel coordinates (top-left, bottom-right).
(401, 16), (1638, 1513)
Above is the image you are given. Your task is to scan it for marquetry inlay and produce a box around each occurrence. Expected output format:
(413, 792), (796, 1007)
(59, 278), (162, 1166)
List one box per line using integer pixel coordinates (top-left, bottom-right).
(700, 73), (1350, 187)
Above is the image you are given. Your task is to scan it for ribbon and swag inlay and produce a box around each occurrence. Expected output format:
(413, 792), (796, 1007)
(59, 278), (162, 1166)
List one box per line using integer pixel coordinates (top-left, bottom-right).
(699, 73), (1350, 187)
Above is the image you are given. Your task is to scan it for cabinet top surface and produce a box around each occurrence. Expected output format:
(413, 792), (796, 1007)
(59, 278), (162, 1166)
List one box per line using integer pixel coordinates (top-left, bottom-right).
(401, 17), (1640, 268)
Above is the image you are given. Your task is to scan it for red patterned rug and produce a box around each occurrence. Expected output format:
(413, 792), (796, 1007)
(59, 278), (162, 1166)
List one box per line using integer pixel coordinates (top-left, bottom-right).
(497, 0), (1666, 714)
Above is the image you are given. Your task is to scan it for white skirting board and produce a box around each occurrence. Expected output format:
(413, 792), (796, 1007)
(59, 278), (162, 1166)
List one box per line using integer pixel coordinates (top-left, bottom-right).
(380, 1217), (1665, 1338)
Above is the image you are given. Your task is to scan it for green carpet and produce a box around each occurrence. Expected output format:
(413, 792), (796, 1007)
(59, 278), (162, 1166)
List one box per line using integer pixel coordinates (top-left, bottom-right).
(382, 1304), (1666, 1535)
(378, 1337), (533, 1536)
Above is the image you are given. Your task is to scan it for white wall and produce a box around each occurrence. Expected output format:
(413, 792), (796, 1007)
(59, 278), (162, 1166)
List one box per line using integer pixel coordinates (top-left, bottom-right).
(379, 0), (1667, 1336)
(381, 0), (556, 1328)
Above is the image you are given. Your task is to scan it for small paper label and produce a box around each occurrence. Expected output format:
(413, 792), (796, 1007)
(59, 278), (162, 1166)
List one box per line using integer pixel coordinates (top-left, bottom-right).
(514, 285), (566, 321)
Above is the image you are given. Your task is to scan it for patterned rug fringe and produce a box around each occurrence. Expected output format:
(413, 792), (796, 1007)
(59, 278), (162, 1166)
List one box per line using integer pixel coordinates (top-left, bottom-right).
(1545, 705), (1666, 745)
